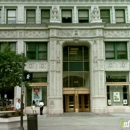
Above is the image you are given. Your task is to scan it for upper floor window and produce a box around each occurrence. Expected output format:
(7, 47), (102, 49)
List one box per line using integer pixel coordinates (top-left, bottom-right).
(78, 9), (89, 23)
(62, 9), (72, 23)
(26, 42), (47, 60)
(41, 9), (50, 23)
(0, 42), (16, 52)
(7, 9), (16, 24)
(105, 42), (127, 60)
(26, 9), (35, 24)
(115, 9), (125, 23)
(100, 9), (110, 23)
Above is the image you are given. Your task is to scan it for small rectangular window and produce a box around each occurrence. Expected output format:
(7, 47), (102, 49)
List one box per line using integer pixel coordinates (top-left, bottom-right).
(62, 10), (72, 23)
(26, 9), (35, 24)
(115, 9), (125, 23)
(105, 42), (127, 60)
(26, 42), (47, 60)
(0, 42), (16, 52)
(41, 9), (50, 23)
(78, 10), (89, 23)
(100, 9), (110, 23)
(7, 9), (16, 24)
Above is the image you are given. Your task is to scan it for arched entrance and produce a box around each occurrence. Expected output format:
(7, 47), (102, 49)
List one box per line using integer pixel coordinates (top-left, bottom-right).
(63, 45), (90, 112)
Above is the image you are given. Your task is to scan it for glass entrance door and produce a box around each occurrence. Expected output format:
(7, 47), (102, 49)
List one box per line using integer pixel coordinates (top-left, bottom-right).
(79, 94), (90, 112)
(63, 94), (75, 112)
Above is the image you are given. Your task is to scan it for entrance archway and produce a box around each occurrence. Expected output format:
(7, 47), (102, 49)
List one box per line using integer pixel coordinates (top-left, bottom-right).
(63, 45), (90, 112)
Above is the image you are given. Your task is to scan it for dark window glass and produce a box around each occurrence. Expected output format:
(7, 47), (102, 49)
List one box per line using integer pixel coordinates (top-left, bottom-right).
(62, 10), (72, 23)
(100, 9), (110, 23)
(26, 9), (35, 24)
(78, 10), (89, 23)
(41, 9), (50, 23)
(27, 42), (47, 60)
(115, 9), (125, 23)
(69, 62), (83, 71)
(105, 42), (127, 59)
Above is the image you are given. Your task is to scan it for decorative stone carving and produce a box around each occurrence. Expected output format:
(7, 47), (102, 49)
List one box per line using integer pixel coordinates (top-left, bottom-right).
(91, 6), (102, 23)
(51, 6), (59, 20)
(0, 30), (49, 38)
(25, 62), (48, 71)
(105, 61), (129, 70)
(104, 30), (130, 37)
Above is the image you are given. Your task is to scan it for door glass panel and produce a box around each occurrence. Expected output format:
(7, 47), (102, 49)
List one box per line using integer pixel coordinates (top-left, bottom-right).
(69, 95), (74, 109)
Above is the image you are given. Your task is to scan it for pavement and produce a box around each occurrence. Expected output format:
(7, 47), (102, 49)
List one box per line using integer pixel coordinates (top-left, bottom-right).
(29, 112), (130, 130)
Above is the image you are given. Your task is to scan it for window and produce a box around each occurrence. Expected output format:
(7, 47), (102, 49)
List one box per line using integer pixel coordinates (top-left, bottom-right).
(115, 9), (125, 23)
(106, 73), (129, 106)
(100, 9), (110, 23)
(78, 10), (89, 23)
(41, 9), (50, 23)
(26, 42), (47, 60)
(105, 42), (127, 59)
(7, 9), (16, 24)
(62, 9), (72, 23)
(0, 42), (16, 52)
(26, 9), (35, 24)
(63, 46), (89, 88)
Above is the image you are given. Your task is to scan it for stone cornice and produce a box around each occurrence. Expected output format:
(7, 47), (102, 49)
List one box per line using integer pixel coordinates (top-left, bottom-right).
(0, 0), (129, 4)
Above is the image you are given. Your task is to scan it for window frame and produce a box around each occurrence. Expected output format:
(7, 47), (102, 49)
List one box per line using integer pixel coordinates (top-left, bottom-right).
(62, 9), (72, 23)
(105, 42), (127, 60)
(26, 42), (47, 60)
(26, 9), (36, 24)
(115, 9), (125, 23)
(100, 9), (110, 23)
(0, 42), (16, 52)
(78, 9), (89, 23)
(7, 9), (16, 24)
(41, 9), (50, 23)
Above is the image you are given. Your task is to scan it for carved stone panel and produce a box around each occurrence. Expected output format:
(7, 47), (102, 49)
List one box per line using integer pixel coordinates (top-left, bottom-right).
(105, 61), (129, 71)
(104, 30), (130, 38)
(25, 61), (48, 71)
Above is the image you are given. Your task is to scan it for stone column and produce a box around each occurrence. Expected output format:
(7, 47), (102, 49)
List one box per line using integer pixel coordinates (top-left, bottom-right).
(48, 38), (63, 114)
(111, 6), (115, 23)
(17, 5), (24, 24)
(17, 39), (24, 54)
(73, 6), (77, 23)
(128, 6), (130, 23)
(36, 6), (40, 24)
(91, 39), (107, 113)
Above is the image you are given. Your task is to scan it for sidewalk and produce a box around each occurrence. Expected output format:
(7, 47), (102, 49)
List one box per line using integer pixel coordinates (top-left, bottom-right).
(35, 112), (130, 130)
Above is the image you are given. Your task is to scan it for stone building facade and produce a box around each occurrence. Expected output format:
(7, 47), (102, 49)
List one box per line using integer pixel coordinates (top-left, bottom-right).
(0, 0), (130, 114)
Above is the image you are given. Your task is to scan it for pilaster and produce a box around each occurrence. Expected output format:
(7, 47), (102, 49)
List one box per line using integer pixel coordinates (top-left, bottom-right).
(48, 38), (63, 114)
(17, 5), (24, 24)
(111, 6), (115, 23)
(17, 39), (24, 54)
(128, 6), (130, 23)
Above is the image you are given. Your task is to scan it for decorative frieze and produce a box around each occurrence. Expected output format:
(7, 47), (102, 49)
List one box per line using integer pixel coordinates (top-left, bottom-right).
(105, 61), (129, 71)
(0, 30), (49, 38)
(104, 30), (130, 37)
(25, 62), (48, 71)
